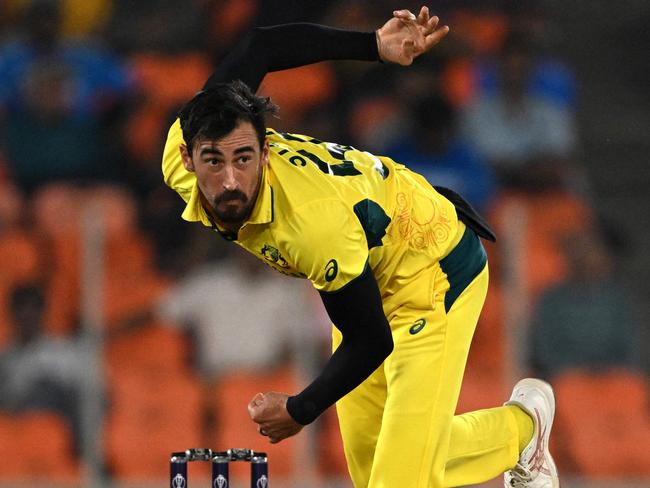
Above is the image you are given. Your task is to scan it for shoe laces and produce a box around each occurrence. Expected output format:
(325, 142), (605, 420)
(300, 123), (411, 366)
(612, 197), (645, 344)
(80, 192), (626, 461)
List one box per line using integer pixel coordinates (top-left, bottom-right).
(508, 462), (533, 487)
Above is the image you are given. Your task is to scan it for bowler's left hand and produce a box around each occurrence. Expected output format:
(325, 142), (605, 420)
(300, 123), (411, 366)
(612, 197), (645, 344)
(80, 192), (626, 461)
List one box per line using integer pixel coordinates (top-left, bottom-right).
(248, 392), (303, 444)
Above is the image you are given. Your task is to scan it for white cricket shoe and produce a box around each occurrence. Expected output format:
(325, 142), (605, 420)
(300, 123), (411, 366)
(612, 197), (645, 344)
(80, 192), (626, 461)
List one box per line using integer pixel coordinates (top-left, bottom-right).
(503, 378), (559, 488)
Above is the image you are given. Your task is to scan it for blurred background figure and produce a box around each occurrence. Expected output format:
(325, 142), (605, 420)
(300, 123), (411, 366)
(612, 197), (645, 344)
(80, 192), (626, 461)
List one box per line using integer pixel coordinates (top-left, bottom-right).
(0, 0), (131, 193)
(460, 29), (578, 192)
(0, 282), (83, 448)
(387, 93), (496, 212)
(531, 226), (642, 380)
(156, 246), (318, 382)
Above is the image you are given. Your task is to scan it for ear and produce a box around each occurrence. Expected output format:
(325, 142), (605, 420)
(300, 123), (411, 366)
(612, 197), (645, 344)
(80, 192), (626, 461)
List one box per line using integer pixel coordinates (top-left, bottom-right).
(260, 139), (270, 167)
(180, 144), (194, 172)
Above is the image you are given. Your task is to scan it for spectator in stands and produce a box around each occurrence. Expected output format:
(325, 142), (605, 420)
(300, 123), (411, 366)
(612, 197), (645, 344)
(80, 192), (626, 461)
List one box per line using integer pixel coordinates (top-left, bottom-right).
(0, 0), (132, 192)
(460, 30), (577, 191)
(388, 94), (496, 212)
(530, 227), (643, 379)
(0, 283), (83, 447)
(156, 246), (320, 381)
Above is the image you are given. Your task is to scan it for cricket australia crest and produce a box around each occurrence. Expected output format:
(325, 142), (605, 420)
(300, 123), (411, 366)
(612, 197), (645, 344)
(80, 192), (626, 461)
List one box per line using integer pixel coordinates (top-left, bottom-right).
(260, 244), (289, 268)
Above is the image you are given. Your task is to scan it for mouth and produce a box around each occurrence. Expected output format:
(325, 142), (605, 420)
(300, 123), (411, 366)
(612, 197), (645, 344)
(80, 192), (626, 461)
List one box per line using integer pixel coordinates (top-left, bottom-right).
(213, 191), (250, 223)
(215, 191), (247, 206)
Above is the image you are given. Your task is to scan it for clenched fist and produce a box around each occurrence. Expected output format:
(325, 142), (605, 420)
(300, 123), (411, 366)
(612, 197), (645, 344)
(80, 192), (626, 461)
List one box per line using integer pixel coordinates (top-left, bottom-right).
(248, 392), (304, 444)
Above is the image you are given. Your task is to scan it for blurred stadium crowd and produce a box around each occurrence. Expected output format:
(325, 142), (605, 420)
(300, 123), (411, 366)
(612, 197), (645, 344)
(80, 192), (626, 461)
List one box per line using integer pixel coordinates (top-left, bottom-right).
(0, 0), (648, 486)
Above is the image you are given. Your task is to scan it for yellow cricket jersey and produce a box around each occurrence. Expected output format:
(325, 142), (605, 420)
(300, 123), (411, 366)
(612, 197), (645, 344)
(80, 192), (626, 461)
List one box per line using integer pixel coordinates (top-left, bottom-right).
(162, 119), (464, 315)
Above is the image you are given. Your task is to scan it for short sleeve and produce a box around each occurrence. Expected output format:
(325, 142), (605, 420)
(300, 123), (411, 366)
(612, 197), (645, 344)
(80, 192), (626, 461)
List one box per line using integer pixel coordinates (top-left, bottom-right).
(162, 119), (194, 203)
(282, 200), (369, 293)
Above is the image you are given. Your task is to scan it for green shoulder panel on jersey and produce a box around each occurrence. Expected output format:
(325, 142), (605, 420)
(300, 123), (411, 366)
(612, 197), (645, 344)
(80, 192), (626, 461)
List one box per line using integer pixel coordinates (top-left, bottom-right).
(353, 199), (391, 249)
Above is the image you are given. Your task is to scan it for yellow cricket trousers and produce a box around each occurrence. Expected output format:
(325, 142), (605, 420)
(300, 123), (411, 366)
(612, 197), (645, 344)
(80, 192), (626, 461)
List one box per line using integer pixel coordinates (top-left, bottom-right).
(333, 228), (523, 487)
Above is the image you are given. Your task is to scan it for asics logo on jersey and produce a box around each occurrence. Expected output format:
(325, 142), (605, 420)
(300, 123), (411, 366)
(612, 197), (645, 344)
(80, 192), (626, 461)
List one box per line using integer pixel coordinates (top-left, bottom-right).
(325, 259), (339, 282)
(409, 318), (426, 335)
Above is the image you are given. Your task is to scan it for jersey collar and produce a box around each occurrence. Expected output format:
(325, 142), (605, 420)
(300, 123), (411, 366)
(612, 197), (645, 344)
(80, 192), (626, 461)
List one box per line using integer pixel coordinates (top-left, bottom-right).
(245, 165), (274, 226)
(180, 165), (274, 234)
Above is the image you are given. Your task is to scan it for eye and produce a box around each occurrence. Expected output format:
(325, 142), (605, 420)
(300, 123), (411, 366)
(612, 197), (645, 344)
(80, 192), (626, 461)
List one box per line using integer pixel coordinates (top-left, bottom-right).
(237, 155), (252, 165)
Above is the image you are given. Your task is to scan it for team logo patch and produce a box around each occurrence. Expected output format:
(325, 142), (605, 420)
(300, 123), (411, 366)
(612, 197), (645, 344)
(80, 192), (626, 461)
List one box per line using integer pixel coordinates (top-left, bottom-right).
(409, 318), (427, 335)
(325, 259), (339, 282)
(260, 244), (289, 268)
(172, 474), (186, 488)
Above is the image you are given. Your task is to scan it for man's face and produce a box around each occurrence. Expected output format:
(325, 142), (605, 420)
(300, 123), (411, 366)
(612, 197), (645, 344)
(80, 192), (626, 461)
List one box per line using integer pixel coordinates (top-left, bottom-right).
(180, 120), (269, 226)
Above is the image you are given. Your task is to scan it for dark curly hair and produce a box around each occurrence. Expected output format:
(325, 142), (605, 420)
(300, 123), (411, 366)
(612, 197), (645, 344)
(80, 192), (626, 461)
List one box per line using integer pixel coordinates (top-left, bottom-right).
(178, 80), (278, 152)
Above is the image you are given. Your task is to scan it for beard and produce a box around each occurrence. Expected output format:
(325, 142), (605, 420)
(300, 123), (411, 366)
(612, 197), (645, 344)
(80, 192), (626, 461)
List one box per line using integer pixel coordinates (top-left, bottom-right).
(213, 189), (251, 223)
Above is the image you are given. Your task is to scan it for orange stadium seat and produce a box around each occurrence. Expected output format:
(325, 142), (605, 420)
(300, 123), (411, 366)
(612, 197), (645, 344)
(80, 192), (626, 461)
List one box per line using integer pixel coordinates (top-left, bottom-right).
(104, 368), (204, 481)
(125, 53), (211, 163)
(30, 184), (169, 334)
(448, 9), (510, 55)
(207, 0), (257, 46)
(553, 369), (650, 477)
(206, 366), (300, 482)
(105, 322), (190, 380)
(0, 231), (44, 285)
(102, 272), (170, 329)
(488, 191), (593, 301)
(0, 412), (79, 482)
(104, 321), (200, 481)
(441, 57), (477, 107)
(0, 180), (24, 230)
(0, 230), (43, 346)
(259, 64), (335, 126)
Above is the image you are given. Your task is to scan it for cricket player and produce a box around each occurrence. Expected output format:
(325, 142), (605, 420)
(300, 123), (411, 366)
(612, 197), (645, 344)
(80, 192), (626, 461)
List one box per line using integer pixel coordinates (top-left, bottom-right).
(162, 7), (559, 488)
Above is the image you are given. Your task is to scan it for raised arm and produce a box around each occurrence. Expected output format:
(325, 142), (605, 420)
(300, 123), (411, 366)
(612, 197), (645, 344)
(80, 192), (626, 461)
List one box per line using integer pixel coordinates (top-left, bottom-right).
(204, 6), (449, 92)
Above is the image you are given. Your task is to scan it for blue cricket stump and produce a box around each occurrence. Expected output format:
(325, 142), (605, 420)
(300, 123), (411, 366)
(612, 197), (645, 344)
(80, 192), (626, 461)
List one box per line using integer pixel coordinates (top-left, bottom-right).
(170, 448), (268, 488)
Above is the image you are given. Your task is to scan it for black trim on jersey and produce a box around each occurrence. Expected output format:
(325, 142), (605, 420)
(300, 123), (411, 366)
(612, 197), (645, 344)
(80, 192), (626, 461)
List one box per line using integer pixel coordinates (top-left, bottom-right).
(269, 186), (275, 224)
(433, 186), (496, 242)
(204, 23), (379, 92)
(286, 264), (393, 425)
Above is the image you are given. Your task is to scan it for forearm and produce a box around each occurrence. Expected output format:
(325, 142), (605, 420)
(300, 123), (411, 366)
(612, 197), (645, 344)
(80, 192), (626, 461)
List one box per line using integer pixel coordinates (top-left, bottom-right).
(286, 265), (393, 425)
(204, 23), (379, 92)
(287, 329), (392, 425)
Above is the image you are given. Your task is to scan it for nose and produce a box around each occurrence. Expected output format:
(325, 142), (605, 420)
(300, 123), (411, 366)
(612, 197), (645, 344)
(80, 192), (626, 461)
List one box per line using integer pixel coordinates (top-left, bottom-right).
(222, 164), (238, 191)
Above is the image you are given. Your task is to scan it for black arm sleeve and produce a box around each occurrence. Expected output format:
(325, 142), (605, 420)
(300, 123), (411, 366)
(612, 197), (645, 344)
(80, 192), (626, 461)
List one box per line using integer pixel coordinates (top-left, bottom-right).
(286, 265), (393, 425)
(204, 23), (379, 92)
